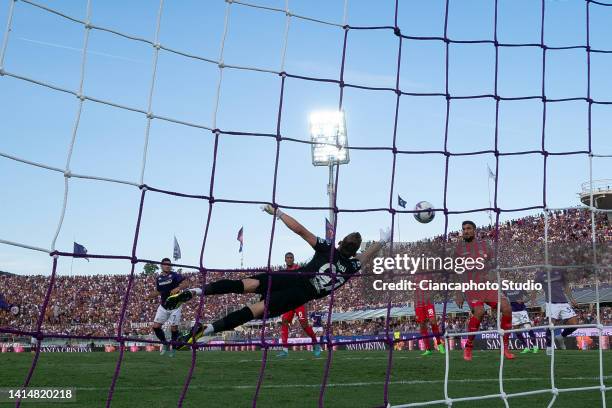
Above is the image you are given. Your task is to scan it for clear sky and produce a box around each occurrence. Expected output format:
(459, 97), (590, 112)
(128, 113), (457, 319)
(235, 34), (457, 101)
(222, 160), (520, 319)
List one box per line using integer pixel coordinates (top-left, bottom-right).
(0, 0), (610, 276)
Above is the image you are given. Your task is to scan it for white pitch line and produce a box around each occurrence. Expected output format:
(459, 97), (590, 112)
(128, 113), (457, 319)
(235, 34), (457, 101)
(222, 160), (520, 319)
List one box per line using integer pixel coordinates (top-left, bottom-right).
(215, 354), (602, 364)
(73, 376), (611, 391)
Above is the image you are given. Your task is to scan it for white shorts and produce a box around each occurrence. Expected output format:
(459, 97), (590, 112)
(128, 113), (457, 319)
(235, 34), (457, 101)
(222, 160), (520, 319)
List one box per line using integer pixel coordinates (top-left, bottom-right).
(512, 310), (532, 326)
(154, 305), (182, 326)
(545, 303), (576, 321)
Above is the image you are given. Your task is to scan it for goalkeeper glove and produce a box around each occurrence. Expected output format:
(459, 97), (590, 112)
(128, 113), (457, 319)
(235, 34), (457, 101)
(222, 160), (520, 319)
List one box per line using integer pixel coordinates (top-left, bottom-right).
(379, 227), (392, 245)
(261, 204), (284, 219)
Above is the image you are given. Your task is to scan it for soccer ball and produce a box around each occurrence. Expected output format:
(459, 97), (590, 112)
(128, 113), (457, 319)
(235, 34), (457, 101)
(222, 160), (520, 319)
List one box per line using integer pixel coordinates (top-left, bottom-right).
(10, 305), (20, 316)
(413, 201), (435, 223)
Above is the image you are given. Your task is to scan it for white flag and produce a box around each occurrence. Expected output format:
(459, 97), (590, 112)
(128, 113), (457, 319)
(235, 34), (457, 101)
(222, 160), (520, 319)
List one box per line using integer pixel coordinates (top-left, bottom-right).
(173, 236), (181, 261)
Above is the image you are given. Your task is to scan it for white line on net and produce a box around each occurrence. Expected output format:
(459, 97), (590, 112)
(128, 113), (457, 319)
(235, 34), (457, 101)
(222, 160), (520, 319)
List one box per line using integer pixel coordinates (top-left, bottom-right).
(279, 0), (290, 73)
(211, 0), (232, 131)
(49, 0), (93, 252)
(15, 0), (327, 79)
(0, 69), (216, 129)
(231, 0), (344, 27)
(0, 239), (50, 254)
(0, 0), (16, 68)
(589, 155), (608, 408)
(391, 385), (610, 408)
(543, 210), (559, 408)
(17, 0), (288, 75)
(0, 151), (139, 187)
(138, 0), (165, 186)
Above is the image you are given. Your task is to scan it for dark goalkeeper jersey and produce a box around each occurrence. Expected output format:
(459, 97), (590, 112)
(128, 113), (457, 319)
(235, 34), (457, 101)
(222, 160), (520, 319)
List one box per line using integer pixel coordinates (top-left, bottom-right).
(299, 237), (361, 298)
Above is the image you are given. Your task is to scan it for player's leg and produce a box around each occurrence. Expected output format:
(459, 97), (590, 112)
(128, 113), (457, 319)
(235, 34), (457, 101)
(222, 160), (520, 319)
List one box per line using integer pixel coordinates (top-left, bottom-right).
(544, 303), (564, 355)
(517, 309), (538, 354)
(518, 329), (530, 353)
(556, 310), (579, 350)
(519, 323), (538, 354)
(167, 307), (182, 357)
(178, 282), (266, 350)
(517, 323), (532, 354)
(499, 299), (515, 359)
(464, 302), (484, 361)
(427, 304), (445, 354)
(152, 306), (170, 355)
(194, 277), (259, 298)
(201, 273), (296, 297)
(169, 325), (179, 357)
(545, 319), (559, 355)
(415, 305), (431, 356)
(296, 306), (321, 357)
(184, 286), (312, 346)
(512, 311), (529, 352)
(527, 327), (538, 353)
(277, 310), (294, 357)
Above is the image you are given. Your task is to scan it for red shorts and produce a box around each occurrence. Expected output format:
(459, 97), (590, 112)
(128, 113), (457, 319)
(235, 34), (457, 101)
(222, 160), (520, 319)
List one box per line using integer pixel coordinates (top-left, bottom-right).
(469, 300), (498, 310)
(415, 303), (436, 323)
(281, 305), (307, 323)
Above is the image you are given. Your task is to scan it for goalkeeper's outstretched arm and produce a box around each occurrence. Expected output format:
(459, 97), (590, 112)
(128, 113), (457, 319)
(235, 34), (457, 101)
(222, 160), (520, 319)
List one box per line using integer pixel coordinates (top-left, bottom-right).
(261, 204), (316, 247)
(355, 227), (391, 264)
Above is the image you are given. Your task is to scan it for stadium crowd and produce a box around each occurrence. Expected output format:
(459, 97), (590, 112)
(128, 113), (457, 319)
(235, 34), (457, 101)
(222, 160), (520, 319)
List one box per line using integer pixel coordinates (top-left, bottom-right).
(0, 209), (610, 340)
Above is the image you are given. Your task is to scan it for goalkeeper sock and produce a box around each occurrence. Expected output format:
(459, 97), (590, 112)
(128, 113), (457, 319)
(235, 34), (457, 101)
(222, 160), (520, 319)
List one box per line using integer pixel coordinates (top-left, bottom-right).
(281, 323), (289, 347)
(170, 330), (179, 348)
(204, 279), (244, 296)
(190, 288), (202, 296)
(153, 327), (167, 344)
(212, 306), (254, 333)
(561, 327), (577, 337)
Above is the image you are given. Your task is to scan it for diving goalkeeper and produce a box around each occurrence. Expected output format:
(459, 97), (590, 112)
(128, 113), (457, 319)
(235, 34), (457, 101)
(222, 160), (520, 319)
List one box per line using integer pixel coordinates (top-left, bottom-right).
(168, 205), (389, 346)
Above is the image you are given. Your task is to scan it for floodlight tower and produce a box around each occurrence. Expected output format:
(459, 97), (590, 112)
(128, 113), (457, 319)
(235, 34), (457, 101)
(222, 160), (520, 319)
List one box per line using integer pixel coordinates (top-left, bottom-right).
(309, 110), (350, 228)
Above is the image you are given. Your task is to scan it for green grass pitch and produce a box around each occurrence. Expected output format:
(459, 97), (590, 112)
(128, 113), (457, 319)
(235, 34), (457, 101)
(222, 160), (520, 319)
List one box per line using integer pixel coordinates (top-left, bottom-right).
(0, 350), (610, 407)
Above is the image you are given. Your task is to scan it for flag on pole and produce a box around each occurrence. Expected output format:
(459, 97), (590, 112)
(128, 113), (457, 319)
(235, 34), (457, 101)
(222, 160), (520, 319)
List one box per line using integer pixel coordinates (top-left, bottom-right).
(73, 242), (89, 262)
(173, 236), (181, 261)
(397, 195), (407, 208)
(325, 218), (335, 242)
(487, 164), (496, 180)
(237, 227), (244, 253)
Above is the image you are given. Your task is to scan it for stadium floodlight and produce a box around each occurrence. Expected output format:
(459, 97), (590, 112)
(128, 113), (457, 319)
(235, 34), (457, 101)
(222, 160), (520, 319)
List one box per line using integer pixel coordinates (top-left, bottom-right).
(309, 110), (350, 227)
(309, 110), (350, 166)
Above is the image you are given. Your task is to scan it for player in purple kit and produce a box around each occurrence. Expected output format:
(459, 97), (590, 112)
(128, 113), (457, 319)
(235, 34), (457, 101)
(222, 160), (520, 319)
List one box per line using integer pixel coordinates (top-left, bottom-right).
(505, 289), (538, 354)
(149, 258), (201, 357)
(532, 270), (579, 356)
